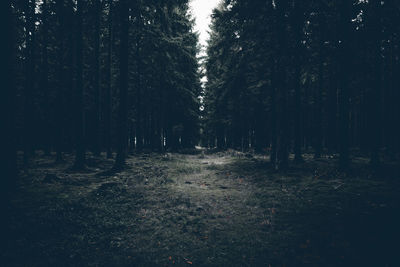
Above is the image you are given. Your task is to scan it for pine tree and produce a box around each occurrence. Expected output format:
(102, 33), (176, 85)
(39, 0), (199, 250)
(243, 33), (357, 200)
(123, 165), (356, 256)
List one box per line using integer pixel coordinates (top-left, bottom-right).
(114, 0), (129, 169)
(93, 0), (101, 156)
(73, 0), (86, 169)
(105, 0), (113, 159)
(23, 0), (36, 166)
(338, 0), (352, 170)
(2, 0), (17, 194)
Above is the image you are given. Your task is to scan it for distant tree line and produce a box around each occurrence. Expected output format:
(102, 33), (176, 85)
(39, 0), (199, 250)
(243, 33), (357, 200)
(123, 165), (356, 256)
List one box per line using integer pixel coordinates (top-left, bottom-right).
(5, 0), (200, 173)
(202, 0), (400, 170)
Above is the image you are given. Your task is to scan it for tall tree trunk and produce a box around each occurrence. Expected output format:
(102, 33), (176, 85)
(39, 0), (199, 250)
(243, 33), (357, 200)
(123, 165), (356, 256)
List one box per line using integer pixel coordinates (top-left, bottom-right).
(2, 0), (17, 195)
(338, 0), (352, 170)
(135, 3), (143, 152)
(55, 0), (65, 162)
(326, 58), (338, 153)
(93, 0), (101, 156)
(390, 36), (399, 160)
(293, 61), (303, 163)
(24, 0), (36, 166)
(1, 3), (17, 250)
(105, 0), (113, 159)
(114, 0), (129, 169)
(73, 0), (86, 169)
(292, 0), (304, 163)
(369, 0), (382, 169)
(41, 0), (51, 156)
(386, 35), (396, 158)
(275, 0), (289, 169)
(314, 25), (324, 159)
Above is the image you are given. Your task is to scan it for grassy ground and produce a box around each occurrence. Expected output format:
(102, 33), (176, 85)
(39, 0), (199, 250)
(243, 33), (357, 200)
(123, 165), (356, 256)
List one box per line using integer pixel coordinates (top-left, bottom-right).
(3, 151), (400, 266)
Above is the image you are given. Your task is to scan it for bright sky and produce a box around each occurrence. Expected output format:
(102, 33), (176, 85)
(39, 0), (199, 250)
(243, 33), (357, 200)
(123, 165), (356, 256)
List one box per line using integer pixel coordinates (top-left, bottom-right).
(190, 0), (220, 49)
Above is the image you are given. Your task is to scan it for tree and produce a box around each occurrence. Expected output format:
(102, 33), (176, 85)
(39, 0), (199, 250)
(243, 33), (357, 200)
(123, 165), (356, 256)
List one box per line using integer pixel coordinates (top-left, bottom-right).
(337, 0), (352, 170)
(202, 0), (400, 171)
(23, 0), (36, 166)
(274, 0), (290, 169)
(368, 0), (383, 169)
(2, 0), (17, 195)
(313, 12), (325, 159)
(93, 0), (101, 156)
(40, 0), (50, 156)
(105, 0), (113, 159)
(114, 0), (129, 169)
(55, 0), (66, 162)
(73, 0), (86, 169)
(291, 0), (305, 163)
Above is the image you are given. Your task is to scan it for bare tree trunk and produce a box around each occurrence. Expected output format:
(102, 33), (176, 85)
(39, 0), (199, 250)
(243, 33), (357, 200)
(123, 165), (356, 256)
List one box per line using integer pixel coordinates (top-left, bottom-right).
(369, 0), (382, 170)
(314, 24), (324, 159)
(114, 0), (129, 169)
(105, 0), (113, 159)
(55, 0), (66, 162)
(2, 0), (17, 195)
(24, 0), (36, 166)
(93, 0), (101, 156)
(292, 0), (304, 163)
(73, 0), (86, 169)
(41, 0), (51, 156)
(338, 0), (352, 170)
(275, 0), (289, 170)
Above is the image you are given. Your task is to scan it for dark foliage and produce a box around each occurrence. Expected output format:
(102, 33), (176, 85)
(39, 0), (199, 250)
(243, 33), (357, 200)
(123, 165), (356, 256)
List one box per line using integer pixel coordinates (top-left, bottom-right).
(202, 0), (400, 170)
(8, 0), (200, 170)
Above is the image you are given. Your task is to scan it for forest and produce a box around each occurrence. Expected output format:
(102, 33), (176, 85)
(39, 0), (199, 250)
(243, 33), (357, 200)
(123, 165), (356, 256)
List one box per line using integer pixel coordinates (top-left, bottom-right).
(2, 0), (400, 266)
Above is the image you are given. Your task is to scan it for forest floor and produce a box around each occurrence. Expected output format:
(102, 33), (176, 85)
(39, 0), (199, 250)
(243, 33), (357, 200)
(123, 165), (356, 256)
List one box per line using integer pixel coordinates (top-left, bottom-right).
(3, 150), (400, 266)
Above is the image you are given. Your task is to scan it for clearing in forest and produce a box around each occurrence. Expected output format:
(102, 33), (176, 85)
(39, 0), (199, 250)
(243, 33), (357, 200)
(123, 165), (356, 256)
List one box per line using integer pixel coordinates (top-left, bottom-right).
(3, 152), (400, 266)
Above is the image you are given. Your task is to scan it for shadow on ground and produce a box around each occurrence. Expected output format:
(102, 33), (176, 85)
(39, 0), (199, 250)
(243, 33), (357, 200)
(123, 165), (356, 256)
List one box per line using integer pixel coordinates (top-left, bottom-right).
(3, 151), (400, 266)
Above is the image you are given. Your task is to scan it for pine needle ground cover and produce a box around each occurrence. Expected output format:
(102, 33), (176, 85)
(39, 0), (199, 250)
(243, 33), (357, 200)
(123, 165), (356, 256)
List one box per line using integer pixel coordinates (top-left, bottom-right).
(3, 152), (400, 266)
